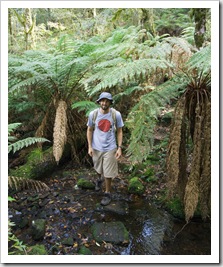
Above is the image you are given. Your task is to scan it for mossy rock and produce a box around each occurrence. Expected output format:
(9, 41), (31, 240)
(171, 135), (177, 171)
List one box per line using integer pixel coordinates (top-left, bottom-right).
(9, 147), (57, 180)
(91, 221), (129, 245)
(31, 219), (46, 240)
(162, 195), (203, 220)
(9, 145), (71, 180)
(78, 245), (92, 255)
(160, 196), (185, 219)
(128, 177), (144, 195)
(77, 178), (95, 189)
(28, 244), (48, 255)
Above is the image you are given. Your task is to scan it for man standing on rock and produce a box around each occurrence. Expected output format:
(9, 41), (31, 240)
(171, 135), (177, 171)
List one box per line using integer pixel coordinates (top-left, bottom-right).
(87, 92), (124, 206)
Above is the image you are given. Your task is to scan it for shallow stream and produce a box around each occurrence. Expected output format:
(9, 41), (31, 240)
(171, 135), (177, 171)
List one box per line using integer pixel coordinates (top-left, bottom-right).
(9, 168), (211, 255)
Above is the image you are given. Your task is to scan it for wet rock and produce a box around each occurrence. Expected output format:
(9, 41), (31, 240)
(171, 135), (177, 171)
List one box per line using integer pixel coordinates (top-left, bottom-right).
(91, 221), (129, 245)
(103, 201), (129, 215)
(31, 219), (46, 240)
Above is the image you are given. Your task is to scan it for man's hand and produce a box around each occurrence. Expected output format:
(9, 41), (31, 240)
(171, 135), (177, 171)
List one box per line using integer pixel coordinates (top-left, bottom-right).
(115, 148), (122, 159)
(88, 147), (93, 157)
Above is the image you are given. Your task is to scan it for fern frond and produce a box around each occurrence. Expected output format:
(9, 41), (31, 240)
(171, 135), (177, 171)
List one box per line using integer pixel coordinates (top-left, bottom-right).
(56, 34), (77, 54)
(8, 136), (18, 144)
(115, 85), (145, 98)
(9, 74), (52, 93)
(8, 137), (50, 154)
(187, 44), (211, 72)
(105, 26), (139, 45)
(180, 26), (195, 45)
(126, 75), (188, 163)
(74, 38), (104, 57)
(72, 101), (98, 116)
(8, 123), (22, 135)
(85, 58), (172, 96)
(23, 49), (54, 62)
(166, 37), (193, 54)
(126, 109), (156, 163)
(8, 176), (49, 193)
(94, 57), (126, 70)
(142, 42), (172, 59)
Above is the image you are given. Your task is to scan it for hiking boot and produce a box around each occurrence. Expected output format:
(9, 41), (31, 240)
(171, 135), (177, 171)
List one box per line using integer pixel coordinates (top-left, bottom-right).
(95, 179), (103, 191)
(101, 193), (111, 206)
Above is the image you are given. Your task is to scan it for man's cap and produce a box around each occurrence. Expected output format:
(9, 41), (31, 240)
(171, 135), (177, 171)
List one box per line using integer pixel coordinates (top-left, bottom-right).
(96, 92), (113, 103)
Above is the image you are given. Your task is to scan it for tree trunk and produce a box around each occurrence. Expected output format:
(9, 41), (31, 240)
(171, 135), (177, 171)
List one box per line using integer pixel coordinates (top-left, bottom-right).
(47, 8), (51, 30)
(24, 8), (36, 50)
(138, 8), (148, 29)
(8, 9), (13, 48)
(148, 9), (156, 36)
(93, 8), (97, 18)
(193, 8), (208, 49)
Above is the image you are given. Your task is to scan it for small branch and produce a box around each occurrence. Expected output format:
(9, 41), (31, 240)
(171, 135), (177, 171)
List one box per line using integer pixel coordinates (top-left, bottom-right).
(172, 221), (190, 240)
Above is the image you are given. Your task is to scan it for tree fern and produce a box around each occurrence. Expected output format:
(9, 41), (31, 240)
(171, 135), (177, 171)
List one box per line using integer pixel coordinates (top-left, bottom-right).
(8, 35), (106, 165)
(166, 45), (211, 221)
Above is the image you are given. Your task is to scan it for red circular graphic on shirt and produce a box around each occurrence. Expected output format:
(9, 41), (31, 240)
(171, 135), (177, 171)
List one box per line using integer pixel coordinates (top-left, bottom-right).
(98, 119), (111, 132)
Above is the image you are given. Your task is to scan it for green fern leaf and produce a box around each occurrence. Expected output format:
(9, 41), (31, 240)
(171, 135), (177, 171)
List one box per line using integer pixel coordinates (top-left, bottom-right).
(8, 137), (50, 154)
(126, 76), (188, 163)
(8, 123), (22, 135)
(86, 58), (172, 96)
(187, 44), (211, 72)
(72, 101), (98, 116)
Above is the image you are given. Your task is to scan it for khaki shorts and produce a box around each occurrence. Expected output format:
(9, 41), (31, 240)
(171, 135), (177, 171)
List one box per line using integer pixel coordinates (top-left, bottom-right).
(92, 149), (118, 178)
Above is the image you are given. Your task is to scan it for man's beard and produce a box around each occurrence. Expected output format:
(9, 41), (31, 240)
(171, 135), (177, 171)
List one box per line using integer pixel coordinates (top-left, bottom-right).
(101, 105), (109, 111)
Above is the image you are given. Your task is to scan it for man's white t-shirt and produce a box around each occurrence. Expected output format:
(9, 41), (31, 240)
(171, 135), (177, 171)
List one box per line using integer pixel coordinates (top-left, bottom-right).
(87, 108), (124, 152)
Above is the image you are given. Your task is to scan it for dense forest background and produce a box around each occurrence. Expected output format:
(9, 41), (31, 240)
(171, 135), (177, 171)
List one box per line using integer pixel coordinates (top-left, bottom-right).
(8, 8), (211, 223)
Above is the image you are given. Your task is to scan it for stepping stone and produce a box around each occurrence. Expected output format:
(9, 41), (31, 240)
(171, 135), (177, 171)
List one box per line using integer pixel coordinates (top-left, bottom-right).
(91, 221), (129, 245)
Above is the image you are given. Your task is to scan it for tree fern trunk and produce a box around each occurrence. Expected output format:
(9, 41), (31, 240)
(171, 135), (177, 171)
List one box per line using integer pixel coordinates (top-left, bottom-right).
(53, 100), (68, 164)
(199, 101), (211, 220)
(178, 120), (188, 201)
(184, 103), (203, 222)
(166, 97), (186, 198)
